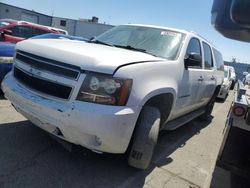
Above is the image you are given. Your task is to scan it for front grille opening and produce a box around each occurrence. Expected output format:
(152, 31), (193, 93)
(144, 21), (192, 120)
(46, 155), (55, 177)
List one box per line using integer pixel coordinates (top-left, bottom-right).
(16, 51), (80, 79)
(14, 67), (72, 100)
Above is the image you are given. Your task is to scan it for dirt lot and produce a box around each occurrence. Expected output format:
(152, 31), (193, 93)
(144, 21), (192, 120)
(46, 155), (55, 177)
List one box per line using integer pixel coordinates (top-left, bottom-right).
(0, 93), (233, 188)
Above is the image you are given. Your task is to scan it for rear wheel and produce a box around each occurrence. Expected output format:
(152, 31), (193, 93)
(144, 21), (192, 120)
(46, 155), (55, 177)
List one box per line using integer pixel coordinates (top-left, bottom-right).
(230, 81), (235, 90)
(128, 106), (160, 170)
(200, 98), (215, 121)
(199, 86), (220, 121)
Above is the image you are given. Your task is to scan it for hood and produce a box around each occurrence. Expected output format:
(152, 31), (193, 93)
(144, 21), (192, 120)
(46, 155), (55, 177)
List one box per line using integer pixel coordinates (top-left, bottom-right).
(0, 42), (15, 56)
(16, 39), (164, 74)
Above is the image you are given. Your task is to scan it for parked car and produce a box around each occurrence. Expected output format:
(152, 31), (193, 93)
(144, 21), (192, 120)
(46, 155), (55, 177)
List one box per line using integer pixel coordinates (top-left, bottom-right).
(0, 19), (62, 43)
(0, 33), (88, 88)
(217, 66), (232, 100)
(0, 42), (15, 84)
(228, 66), (236, 89)
(1, 24), (224, 169)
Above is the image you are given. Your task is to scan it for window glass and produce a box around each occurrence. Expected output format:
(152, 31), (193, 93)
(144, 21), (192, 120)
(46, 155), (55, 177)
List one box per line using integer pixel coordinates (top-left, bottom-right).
(224, 69), (228, 78)
(8, 25), (33, 39)
(185, 38), (202, 68)
(203, 42), (213, 69)
(33, 28), (50, 36)
(95, 25), (185, 60)
(212, 48), (224, 71)
(60, 20), (66, 27)
(0, 19), (11, 28)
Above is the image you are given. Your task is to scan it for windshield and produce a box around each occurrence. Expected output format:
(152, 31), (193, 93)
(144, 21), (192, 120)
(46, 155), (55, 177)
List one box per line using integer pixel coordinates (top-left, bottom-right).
(0, 20), (12, 28)
(95, 25), (185, 60)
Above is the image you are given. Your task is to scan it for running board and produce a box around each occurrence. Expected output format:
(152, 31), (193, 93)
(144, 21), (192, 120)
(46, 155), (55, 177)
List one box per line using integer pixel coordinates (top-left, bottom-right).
(162, 108), (205, 131)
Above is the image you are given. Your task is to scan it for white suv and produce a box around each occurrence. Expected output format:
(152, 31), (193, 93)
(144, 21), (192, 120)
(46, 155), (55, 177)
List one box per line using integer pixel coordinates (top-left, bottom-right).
(1, 24), (224, 169)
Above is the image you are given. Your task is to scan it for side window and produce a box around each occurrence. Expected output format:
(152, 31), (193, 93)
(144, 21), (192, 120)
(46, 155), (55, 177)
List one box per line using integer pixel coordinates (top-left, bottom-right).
(8, 25), (33, 39)
(185, 38), (202, 68)
(212, 48), (224, 71)
(33, 28), (50, 36)
(203, 42), (213, 69)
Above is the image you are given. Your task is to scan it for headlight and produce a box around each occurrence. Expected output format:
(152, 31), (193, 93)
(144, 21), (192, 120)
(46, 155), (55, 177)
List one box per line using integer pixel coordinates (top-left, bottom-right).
(76, 73), (132, 106)
(0, 57), (14, 64)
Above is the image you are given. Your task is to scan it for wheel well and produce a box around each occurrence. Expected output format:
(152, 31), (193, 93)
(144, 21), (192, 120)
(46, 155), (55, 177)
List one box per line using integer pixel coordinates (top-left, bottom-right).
(214, 85), (221, 98)
(145, 93), (174, 126)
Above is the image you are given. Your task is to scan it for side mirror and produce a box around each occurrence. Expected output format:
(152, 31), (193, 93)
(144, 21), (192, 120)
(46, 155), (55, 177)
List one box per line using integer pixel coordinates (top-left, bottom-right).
(231, 0), (250, 27)
(184, 52), (202, 69)
(3, 29), (12, 35)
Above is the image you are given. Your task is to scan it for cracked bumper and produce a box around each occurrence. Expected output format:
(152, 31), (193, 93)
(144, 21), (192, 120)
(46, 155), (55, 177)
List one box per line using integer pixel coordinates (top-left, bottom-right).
(1, 74), (140, 153)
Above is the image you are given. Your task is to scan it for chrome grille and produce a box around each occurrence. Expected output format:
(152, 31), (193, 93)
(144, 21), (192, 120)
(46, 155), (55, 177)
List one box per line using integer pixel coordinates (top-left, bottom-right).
(16, 50), (81, 80)
(14, 67), (72, 100)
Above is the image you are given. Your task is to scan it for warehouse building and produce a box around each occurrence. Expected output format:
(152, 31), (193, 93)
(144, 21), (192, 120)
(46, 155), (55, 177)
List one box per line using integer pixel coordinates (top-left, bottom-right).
(0, 2), (113, 38)
(224, 61), (250, 81)
(52, 16), (113, 37)
(0, 2), (52, 26)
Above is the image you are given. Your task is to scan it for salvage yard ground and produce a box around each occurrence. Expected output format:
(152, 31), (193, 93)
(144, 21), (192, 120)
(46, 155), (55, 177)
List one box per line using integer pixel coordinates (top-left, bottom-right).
(0, 92), (233, 188)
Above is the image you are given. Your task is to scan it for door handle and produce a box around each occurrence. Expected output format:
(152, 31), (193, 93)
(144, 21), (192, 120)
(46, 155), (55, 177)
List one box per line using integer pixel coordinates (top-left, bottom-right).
(211, 76), (216, 80)
(198, 76), (204, 81)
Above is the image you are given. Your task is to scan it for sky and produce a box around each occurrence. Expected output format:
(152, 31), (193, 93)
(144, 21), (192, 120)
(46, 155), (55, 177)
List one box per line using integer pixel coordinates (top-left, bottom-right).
(2, 0), (250, 63)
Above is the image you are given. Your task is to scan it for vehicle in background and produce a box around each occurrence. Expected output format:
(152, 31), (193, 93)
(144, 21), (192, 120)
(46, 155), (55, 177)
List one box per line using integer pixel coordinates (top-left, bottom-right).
(0, 42), (15, 85)
(0, 19), (63, 43)
(46, 26), (68, 35)
(0, 33), (88, 89)
(217, 66), (232, 100)
(228, 66), (236, 89)
(1, 24), (224, 169)
(31, 33), (87, 41)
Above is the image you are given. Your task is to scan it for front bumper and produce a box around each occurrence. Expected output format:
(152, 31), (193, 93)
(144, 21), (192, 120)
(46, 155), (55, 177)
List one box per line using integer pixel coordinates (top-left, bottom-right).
(1, 73), (140, 153)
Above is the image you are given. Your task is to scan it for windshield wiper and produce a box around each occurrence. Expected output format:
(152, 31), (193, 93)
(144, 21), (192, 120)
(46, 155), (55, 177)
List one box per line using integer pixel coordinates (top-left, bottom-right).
(89, 40), (114, 47)
(114, 45), (158, 57)
(113, 45), (146, 52)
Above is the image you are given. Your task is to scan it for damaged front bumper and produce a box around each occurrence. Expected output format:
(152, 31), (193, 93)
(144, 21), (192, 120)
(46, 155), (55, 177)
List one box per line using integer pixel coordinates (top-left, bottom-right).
(1, 73), (139, 153)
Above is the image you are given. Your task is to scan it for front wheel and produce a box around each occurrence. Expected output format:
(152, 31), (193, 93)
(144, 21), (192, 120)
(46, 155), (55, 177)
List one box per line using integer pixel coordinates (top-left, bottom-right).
(128, 106), (160, 170)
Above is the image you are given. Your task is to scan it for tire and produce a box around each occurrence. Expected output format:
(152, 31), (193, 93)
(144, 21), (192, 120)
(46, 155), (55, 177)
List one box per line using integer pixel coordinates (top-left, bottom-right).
(199, 99), (215, 121)
(128, 106), (160, 170)
(230, 81), (235, 90)
(199, 86), (220, 121)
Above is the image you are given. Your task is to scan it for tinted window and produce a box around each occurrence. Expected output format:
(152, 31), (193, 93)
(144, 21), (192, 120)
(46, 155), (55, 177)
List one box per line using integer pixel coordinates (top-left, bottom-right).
(212, 48), (224, 71)
(33, 28), (50, 36)
(185, 38), (202, 68)
(203, 42), (213, 69)
(8, 25), (33, 39)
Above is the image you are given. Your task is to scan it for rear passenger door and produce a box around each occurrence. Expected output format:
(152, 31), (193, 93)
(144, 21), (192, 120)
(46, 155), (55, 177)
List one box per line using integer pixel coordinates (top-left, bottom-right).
(201, 42), (216, 104)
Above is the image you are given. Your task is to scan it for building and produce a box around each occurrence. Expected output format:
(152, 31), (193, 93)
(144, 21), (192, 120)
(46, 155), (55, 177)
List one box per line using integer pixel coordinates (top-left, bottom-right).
(0, 2), (52, 26)
(0, 2), (113, 38)
(224, 61), (250, 81)
(51, 17), (113, 38)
